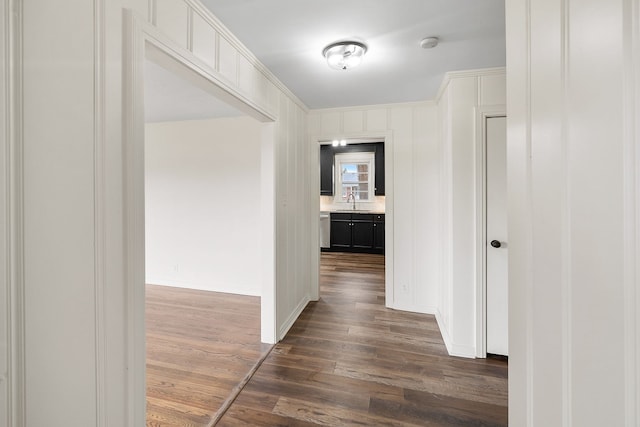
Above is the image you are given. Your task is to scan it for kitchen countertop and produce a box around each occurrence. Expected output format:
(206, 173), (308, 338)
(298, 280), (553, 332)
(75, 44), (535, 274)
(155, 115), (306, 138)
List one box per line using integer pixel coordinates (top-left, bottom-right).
(330, 210), (386, 214)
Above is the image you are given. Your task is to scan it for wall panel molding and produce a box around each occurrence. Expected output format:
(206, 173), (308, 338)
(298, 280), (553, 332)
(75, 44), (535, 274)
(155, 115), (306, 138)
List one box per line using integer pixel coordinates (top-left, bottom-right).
(560, 0), (572, 424)
(1, 5), (7, 426)
(184, 0), (307, 113)
(141, 15), (274, 122)
(122, 11), (146, 426)
(505, 0), (534, 424)
(510, 0), (638, 424)
(93, 0), (107, 425)
(436, 67), (506, 102)
(3, 0), (25, 426)
(624, 0), (640, 425)
(310, 100), (434, 117)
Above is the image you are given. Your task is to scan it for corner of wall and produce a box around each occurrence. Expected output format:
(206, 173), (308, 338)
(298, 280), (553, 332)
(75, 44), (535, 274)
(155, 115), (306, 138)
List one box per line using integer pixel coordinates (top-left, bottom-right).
(435, 309), (453, 354)
(435, 310), (476, 359)
(277, 295), (310, 341)
(433, 66), (506, 363)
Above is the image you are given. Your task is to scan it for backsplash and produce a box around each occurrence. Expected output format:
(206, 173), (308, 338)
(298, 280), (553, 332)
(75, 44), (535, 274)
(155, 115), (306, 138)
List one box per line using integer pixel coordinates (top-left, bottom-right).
(320, 195), (386, 213)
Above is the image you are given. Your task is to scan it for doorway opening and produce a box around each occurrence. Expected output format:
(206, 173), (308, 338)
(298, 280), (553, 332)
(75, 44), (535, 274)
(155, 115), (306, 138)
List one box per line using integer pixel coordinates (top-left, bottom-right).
(143, 58), (274, 424)
(123, 11), (277, 426)
(313, 136), (393, 305)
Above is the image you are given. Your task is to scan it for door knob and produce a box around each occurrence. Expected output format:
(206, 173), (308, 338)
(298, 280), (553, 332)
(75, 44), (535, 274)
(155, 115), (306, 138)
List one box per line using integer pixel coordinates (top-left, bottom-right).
(490, 240), (501, 248)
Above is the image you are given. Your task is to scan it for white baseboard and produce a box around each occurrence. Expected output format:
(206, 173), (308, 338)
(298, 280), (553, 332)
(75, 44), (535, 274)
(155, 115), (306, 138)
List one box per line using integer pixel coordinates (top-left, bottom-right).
(278, 296), (310, 340)
(435, 309), (476, 359)
(449, 343), (477, 358)
(146, 277), (261, 297)
(390, 302), (437, 315)
(435, 309), (453, 354)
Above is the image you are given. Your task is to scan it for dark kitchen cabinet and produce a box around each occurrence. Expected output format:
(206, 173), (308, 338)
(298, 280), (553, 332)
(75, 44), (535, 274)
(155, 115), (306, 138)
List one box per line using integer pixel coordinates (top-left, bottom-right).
(330, 212), (384, 254)
(329, 213), (351, 249)
(374, 214), (385, 252)
(319, 142), (385, 196)
(320, 144), (334, 196)
(352, 215), (374, 249)
(373, 143), (385, 195)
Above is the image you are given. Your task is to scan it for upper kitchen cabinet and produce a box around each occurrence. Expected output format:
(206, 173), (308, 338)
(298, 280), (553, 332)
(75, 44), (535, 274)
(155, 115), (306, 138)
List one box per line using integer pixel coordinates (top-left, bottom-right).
(373, 142), (384, 195)
(320, 144), (334, 196)
(319, 142), (385, 196)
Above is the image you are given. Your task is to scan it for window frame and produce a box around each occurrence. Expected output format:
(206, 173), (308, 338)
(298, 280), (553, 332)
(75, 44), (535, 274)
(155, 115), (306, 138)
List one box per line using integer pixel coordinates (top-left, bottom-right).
(333, 151), (376, 206)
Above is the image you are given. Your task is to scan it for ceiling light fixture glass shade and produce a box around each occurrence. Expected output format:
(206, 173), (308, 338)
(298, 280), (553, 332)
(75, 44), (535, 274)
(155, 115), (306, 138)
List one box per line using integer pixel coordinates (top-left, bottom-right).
(323, 41), (368, 70)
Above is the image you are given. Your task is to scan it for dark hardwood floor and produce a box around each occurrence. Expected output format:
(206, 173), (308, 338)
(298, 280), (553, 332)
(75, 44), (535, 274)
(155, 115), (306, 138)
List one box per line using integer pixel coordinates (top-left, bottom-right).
(146, 253), (508, 426)
(146, 284), (270, 427)
(217, 252), (508, 426)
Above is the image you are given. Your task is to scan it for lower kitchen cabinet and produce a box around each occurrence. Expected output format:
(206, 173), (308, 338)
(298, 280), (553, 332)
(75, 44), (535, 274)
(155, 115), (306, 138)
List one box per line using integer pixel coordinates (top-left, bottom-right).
(329, 216), (351, 248)
(374, 214), (385, 251)
(330, 212), (384, 254)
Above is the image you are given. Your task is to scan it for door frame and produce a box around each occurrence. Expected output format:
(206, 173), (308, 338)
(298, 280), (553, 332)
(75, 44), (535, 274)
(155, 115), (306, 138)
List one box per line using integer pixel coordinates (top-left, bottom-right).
(475, 106), (506, 358)
(309, 133), (394, 307)
(122, 10), (277, 426)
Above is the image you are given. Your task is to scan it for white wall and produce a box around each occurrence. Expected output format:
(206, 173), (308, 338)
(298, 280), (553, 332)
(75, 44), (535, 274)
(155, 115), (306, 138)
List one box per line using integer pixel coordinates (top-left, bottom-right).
(2, 0), (312, 425)
(275, 93), (311, 338)
(145, 117), (263, 296)
(308, 102), (440, 314)
(507, 1), (639, 426)
(20, 1), (98, 425)
(436, 69), (506, 357)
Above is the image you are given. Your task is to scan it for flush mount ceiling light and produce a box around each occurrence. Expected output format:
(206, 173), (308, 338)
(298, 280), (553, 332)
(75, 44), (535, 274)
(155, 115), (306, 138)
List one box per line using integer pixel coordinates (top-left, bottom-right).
(420, 36), (439, 49)
(322, 41), (368, 70)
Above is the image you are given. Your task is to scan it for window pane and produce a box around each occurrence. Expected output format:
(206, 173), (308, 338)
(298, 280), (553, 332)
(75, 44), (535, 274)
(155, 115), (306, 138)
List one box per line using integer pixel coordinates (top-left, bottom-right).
(341, 186), (369, 201)
(342, 163), (368, 184)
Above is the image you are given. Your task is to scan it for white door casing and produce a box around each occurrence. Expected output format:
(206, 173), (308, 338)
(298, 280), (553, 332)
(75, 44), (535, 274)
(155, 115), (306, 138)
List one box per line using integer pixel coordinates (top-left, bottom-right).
(486, 116), (508, 356)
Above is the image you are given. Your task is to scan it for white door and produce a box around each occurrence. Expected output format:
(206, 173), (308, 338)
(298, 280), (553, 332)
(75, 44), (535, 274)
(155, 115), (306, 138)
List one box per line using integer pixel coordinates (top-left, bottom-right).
(486, 116), (508, 356)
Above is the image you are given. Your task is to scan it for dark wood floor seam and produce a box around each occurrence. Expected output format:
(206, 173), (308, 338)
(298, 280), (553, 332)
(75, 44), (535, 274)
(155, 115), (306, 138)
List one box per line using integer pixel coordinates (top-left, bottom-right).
(208, 344), (275, 426)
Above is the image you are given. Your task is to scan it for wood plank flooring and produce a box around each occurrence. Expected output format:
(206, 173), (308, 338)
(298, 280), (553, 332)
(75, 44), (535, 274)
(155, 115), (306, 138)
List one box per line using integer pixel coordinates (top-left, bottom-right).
(146, 284), (270, 427)
(217, 252), (508, 426)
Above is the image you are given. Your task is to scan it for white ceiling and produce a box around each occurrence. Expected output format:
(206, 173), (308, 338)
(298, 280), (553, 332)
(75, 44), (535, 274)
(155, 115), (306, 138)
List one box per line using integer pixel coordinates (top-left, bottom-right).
(201, 0), (506, 109)
(144, 0), (505, 122)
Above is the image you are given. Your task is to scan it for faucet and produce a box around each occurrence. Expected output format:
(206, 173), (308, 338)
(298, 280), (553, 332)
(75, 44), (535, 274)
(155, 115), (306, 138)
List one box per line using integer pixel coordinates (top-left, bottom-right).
(347, 192), (356, 210)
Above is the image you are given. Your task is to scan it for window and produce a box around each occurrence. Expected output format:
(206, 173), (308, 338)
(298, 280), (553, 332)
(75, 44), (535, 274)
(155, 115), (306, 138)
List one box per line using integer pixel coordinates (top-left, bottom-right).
(334, 152), (375, 203)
